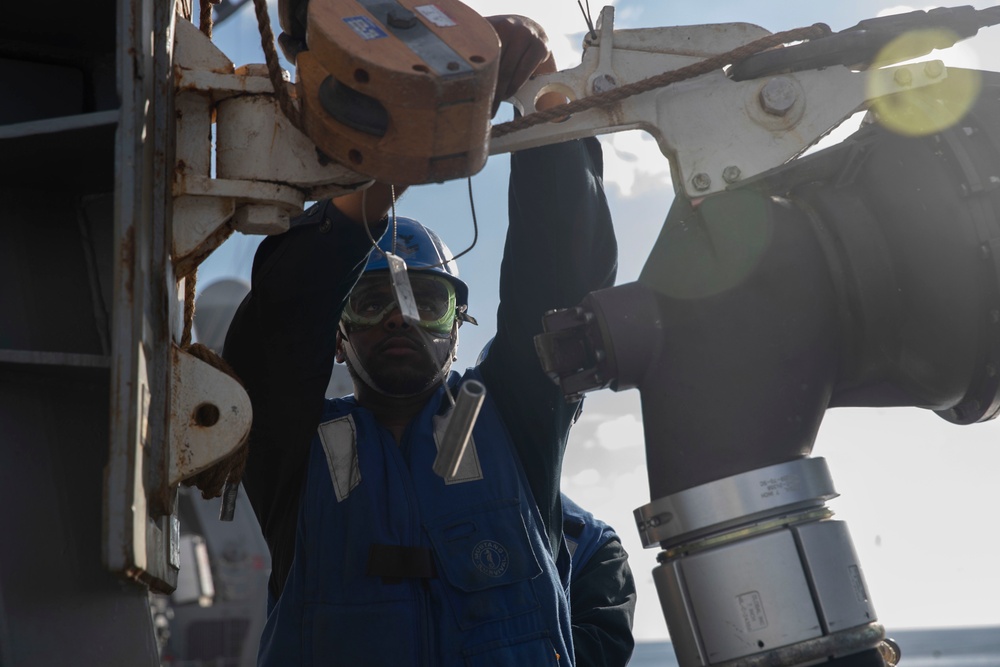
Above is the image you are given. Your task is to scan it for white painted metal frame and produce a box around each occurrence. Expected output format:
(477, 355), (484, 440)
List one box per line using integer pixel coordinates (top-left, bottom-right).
(492, 6), (948, 199)
(172, 17), (370, 254)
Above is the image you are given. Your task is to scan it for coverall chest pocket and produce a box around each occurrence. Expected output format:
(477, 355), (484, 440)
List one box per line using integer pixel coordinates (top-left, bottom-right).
(425, 498), (543, 630)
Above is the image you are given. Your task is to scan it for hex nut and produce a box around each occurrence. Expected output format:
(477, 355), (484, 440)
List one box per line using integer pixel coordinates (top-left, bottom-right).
(759, 77), (797, 116)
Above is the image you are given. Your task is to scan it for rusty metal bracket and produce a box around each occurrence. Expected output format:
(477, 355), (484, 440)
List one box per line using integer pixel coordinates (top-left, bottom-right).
(167, 345), (252, 488)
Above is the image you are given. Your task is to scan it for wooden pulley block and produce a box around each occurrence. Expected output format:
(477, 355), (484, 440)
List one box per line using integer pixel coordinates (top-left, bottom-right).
(296, 0), (500, 185)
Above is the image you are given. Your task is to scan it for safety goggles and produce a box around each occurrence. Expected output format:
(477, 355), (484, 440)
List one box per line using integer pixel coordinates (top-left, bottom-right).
(343, 272), (458, 335)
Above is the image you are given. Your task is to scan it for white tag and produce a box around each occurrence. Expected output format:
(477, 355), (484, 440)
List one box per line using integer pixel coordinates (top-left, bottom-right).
(384, 252), (421, 327)
(415, 5), (457, 27)
(318, 416), (362, 502)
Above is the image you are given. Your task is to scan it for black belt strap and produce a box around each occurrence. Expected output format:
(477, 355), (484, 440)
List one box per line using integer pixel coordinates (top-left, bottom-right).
(367, 544), (438, 584)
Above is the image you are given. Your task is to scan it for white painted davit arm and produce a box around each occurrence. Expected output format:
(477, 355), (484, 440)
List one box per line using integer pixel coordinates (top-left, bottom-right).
(491, 6), (948, 200)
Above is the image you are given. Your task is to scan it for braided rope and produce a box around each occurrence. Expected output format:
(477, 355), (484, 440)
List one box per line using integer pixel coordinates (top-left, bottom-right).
(492, 23), (831, 139)
(175, 218), (236, 282)
(181, 270), (198, 349)
(199, 0), (215, 39)
(253, 0), (305, 133)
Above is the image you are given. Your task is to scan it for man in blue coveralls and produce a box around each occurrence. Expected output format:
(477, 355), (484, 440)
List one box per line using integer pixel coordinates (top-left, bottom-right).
(224, 14), (620, 666)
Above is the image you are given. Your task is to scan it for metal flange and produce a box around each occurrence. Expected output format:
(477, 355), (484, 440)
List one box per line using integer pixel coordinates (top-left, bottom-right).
(635, 457), (838, 548)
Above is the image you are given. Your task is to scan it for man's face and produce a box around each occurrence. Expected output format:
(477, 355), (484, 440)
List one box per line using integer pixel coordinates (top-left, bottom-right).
(337, 272), (458, 397)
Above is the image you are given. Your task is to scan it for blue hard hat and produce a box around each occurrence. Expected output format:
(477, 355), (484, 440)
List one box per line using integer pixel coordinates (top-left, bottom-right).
(365, 216), (468, 308)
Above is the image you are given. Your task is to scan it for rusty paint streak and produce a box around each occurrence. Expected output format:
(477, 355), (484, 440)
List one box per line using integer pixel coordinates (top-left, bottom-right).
(121, 224), (136, 301)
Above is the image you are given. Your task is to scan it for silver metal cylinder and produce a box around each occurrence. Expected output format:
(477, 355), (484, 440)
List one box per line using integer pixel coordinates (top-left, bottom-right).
(433, 380), (486, 480)
(637, 458), (881, 666)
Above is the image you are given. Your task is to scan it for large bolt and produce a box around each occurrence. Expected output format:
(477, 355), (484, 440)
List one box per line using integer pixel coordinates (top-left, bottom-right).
(759, 77), (797, 116)
(723, 165), (742, 184)
(692, 172), (712, 191)
(894, 68), (913, 87)
(925, 60), (944, 79)
(591, 74), (617, 94)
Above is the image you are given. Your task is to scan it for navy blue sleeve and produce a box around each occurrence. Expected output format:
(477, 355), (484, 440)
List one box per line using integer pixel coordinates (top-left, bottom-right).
(569, 537), (637, 667)
(222, 201), (386, 599)
(480, 138), (617, 554)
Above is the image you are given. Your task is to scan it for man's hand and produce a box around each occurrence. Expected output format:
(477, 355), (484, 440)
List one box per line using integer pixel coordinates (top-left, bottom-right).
(487, 15), (565, 116)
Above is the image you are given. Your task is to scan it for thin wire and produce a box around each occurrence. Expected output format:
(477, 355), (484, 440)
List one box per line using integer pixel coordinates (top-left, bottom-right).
(447, 177), (480, 264)
(360, 188), (384, 254)
(577, 0), (596, 39)
(408, 176), (480, 271)
(360, 186), (378, 248)
(360, 185), (398, 258)
(361, 177), (480, 272)
(353, 177), (478, 290)
(390, 185), (397, 254)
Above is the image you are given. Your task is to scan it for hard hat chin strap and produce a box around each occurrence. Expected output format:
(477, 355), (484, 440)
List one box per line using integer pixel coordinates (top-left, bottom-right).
(338, 322), (459, 399)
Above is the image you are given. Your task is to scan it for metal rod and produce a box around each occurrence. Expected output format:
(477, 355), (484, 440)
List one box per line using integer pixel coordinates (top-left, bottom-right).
(433, 380), (486, 480)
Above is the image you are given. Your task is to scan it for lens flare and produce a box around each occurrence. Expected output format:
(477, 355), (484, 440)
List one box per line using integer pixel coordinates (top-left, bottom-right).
(640, 189), (774, 300)
(867, 30), (982, 137)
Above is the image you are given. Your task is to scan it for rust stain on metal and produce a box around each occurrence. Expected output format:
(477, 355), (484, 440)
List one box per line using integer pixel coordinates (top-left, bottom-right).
(600, 102), (628, 129)
(174, 158), (188, 180)
(121, 225), (136, 300)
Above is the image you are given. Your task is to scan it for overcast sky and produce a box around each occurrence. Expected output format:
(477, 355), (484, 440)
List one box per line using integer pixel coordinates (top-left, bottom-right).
(199, 0), (1000, 642)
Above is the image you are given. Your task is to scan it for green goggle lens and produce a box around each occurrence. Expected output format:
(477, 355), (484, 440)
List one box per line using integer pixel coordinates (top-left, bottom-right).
(343, 273), (458, 334)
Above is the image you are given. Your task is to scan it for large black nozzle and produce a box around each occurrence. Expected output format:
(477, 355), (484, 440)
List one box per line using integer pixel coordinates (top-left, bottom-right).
(535, 70), (1000, 666)
(538, 69), (1000, 503)
(641, 70), (1000, 499)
